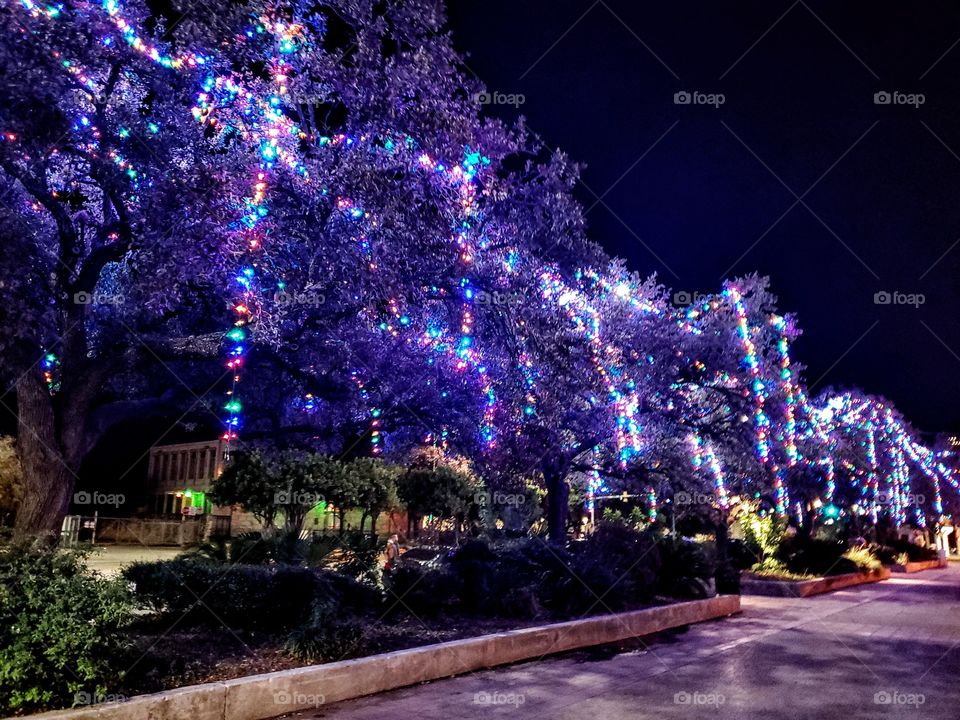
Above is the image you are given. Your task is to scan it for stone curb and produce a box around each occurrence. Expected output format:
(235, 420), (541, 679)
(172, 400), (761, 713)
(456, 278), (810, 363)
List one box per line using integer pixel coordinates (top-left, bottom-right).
(740, 567), (891, 597)
(890, 559), (946, 573)
(20, 595), (740, 720)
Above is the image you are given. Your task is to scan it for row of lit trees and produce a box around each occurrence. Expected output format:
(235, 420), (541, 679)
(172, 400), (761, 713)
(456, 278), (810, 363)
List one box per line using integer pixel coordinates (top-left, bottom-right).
(1, 0), (953, 542)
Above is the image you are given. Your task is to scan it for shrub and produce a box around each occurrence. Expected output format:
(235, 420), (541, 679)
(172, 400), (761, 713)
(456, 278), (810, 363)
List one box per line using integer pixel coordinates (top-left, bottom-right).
(382, 561), (461, 617)
(842, 547), (882, 572)
(0, 542), (131, 714)
(657, 538), (717, 599)
(727, 538), (758, 570)
(312, 530), (383, 583)
(715, 561), (741, 594)
(449, 538), (570, 618)
(542, 524), (660, 614)
(873, 538), (938, 565)
(124, 559), (322, 631)
(283, 603), (366, 662)
(777, 537), (857, 577)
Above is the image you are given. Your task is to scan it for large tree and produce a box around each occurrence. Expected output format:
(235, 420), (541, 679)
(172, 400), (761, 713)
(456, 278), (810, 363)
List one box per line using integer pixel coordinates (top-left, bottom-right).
(0, 0), (247, 533)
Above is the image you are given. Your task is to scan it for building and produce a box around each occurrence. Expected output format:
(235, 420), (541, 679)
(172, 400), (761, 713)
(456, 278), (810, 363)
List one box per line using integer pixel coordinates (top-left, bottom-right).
(147, 439), (227, 516)
(145, 439), (407, 539)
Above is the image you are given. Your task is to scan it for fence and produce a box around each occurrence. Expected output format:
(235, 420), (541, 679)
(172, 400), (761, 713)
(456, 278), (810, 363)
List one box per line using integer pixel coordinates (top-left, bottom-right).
(61, 514), (231, 547)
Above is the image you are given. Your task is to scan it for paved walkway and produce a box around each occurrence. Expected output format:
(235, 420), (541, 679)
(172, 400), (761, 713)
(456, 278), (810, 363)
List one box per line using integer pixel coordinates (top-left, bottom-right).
(84, 545), (182, 577)
(294, 565), (960, 720)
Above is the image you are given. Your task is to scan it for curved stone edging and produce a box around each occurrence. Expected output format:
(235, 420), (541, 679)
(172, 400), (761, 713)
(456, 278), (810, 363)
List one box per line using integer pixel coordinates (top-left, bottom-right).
(20, 595), (740, 720)
(740, 567), (891, 597)
(890, 559), (946, 573)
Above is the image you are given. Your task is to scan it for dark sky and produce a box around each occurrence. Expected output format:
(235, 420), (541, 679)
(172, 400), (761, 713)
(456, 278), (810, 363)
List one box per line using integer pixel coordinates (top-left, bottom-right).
(447, 0), (960, 434)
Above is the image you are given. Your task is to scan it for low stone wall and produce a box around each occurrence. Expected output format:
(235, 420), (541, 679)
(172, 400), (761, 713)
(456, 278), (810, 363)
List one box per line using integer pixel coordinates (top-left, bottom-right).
(741, 567), (891, 598)
(890, 559), (946, 573)
(23, 595), (740, 720)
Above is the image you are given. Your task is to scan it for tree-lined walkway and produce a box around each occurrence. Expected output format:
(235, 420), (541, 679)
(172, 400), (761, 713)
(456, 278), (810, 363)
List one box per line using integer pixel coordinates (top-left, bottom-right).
(295, 566), (960, 719)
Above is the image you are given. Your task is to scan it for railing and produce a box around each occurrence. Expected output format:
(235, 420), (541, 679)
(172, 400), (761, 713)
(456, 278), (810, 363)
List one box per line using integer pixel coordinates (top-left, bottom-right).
(60, 514), (231, 547)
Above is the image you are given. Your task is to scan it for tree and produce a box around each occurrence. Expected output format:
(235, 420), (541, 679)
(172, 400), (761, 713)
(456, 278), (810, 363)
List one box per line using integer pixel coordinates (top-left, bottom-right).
(208, 449), (279, 530)
(395, 455), (478, 539)
(345, 458), (399, 539)
(0, 437), (23, 527)
(0, 0), (241, 533)
(211, 449), (342, 534)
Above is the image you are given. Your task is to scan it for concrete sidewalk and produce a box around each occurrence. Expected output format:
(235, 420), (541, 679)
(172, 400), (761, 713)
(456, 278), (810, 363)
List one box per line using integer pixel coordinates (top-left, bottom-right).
(84, 545), (182, 577)
(291, 566), (960, 719)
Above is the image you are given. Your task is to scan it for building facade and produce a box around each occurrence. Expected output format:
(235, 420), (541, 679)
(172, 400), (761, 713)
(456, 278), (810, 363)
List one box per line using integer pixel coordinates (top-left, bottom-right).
(147, 439), (227, 516)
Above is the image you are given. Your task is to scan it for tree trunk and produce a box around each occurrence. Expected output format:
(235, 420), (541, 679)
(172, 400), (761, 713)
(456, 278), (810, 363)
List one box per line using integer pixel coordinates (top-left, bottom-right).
(544, 461), (569, 546)
(13, 369), (75, 537)
(715, 508), (729, 565)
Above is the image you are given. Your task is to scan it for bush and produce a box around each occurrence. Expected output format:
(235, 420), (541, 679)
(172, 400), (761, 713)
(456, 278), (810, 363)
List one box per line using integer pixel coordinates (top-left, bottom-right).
(727, 538), (758, 570)
(539, 524), (660, 614)
(284, 603), (366, 662)
(873, 537), (938, 565)
(657, 538), (717, 599)
(842, 547), (882, 572)
(777, 537), (857, 576)
(0, 542), (131, 714)
(123, 559), (357, 631)
(382, 561), (461, 617)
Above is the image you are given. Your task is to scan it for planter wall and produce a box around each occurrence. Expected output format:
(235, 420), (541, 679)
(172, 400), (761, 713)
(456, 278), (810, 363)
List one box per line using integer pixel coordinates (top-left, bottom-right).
(23, 595), (740, 720)
(890, 559), (946, 573)
(740, 567), (891, 598)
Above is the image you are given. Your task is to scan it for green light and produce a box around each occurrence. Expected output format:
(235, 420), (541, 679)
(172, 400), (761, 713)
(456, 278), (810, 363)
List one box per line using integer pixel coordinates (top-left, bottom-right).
(226, 327), (246, 342)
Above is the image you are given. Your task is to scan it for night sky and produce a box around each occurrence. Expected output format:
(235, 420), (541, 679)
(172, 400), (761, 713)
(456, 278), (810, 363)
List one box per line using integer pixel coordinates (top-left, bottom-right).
(448, 0), (960, 434)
